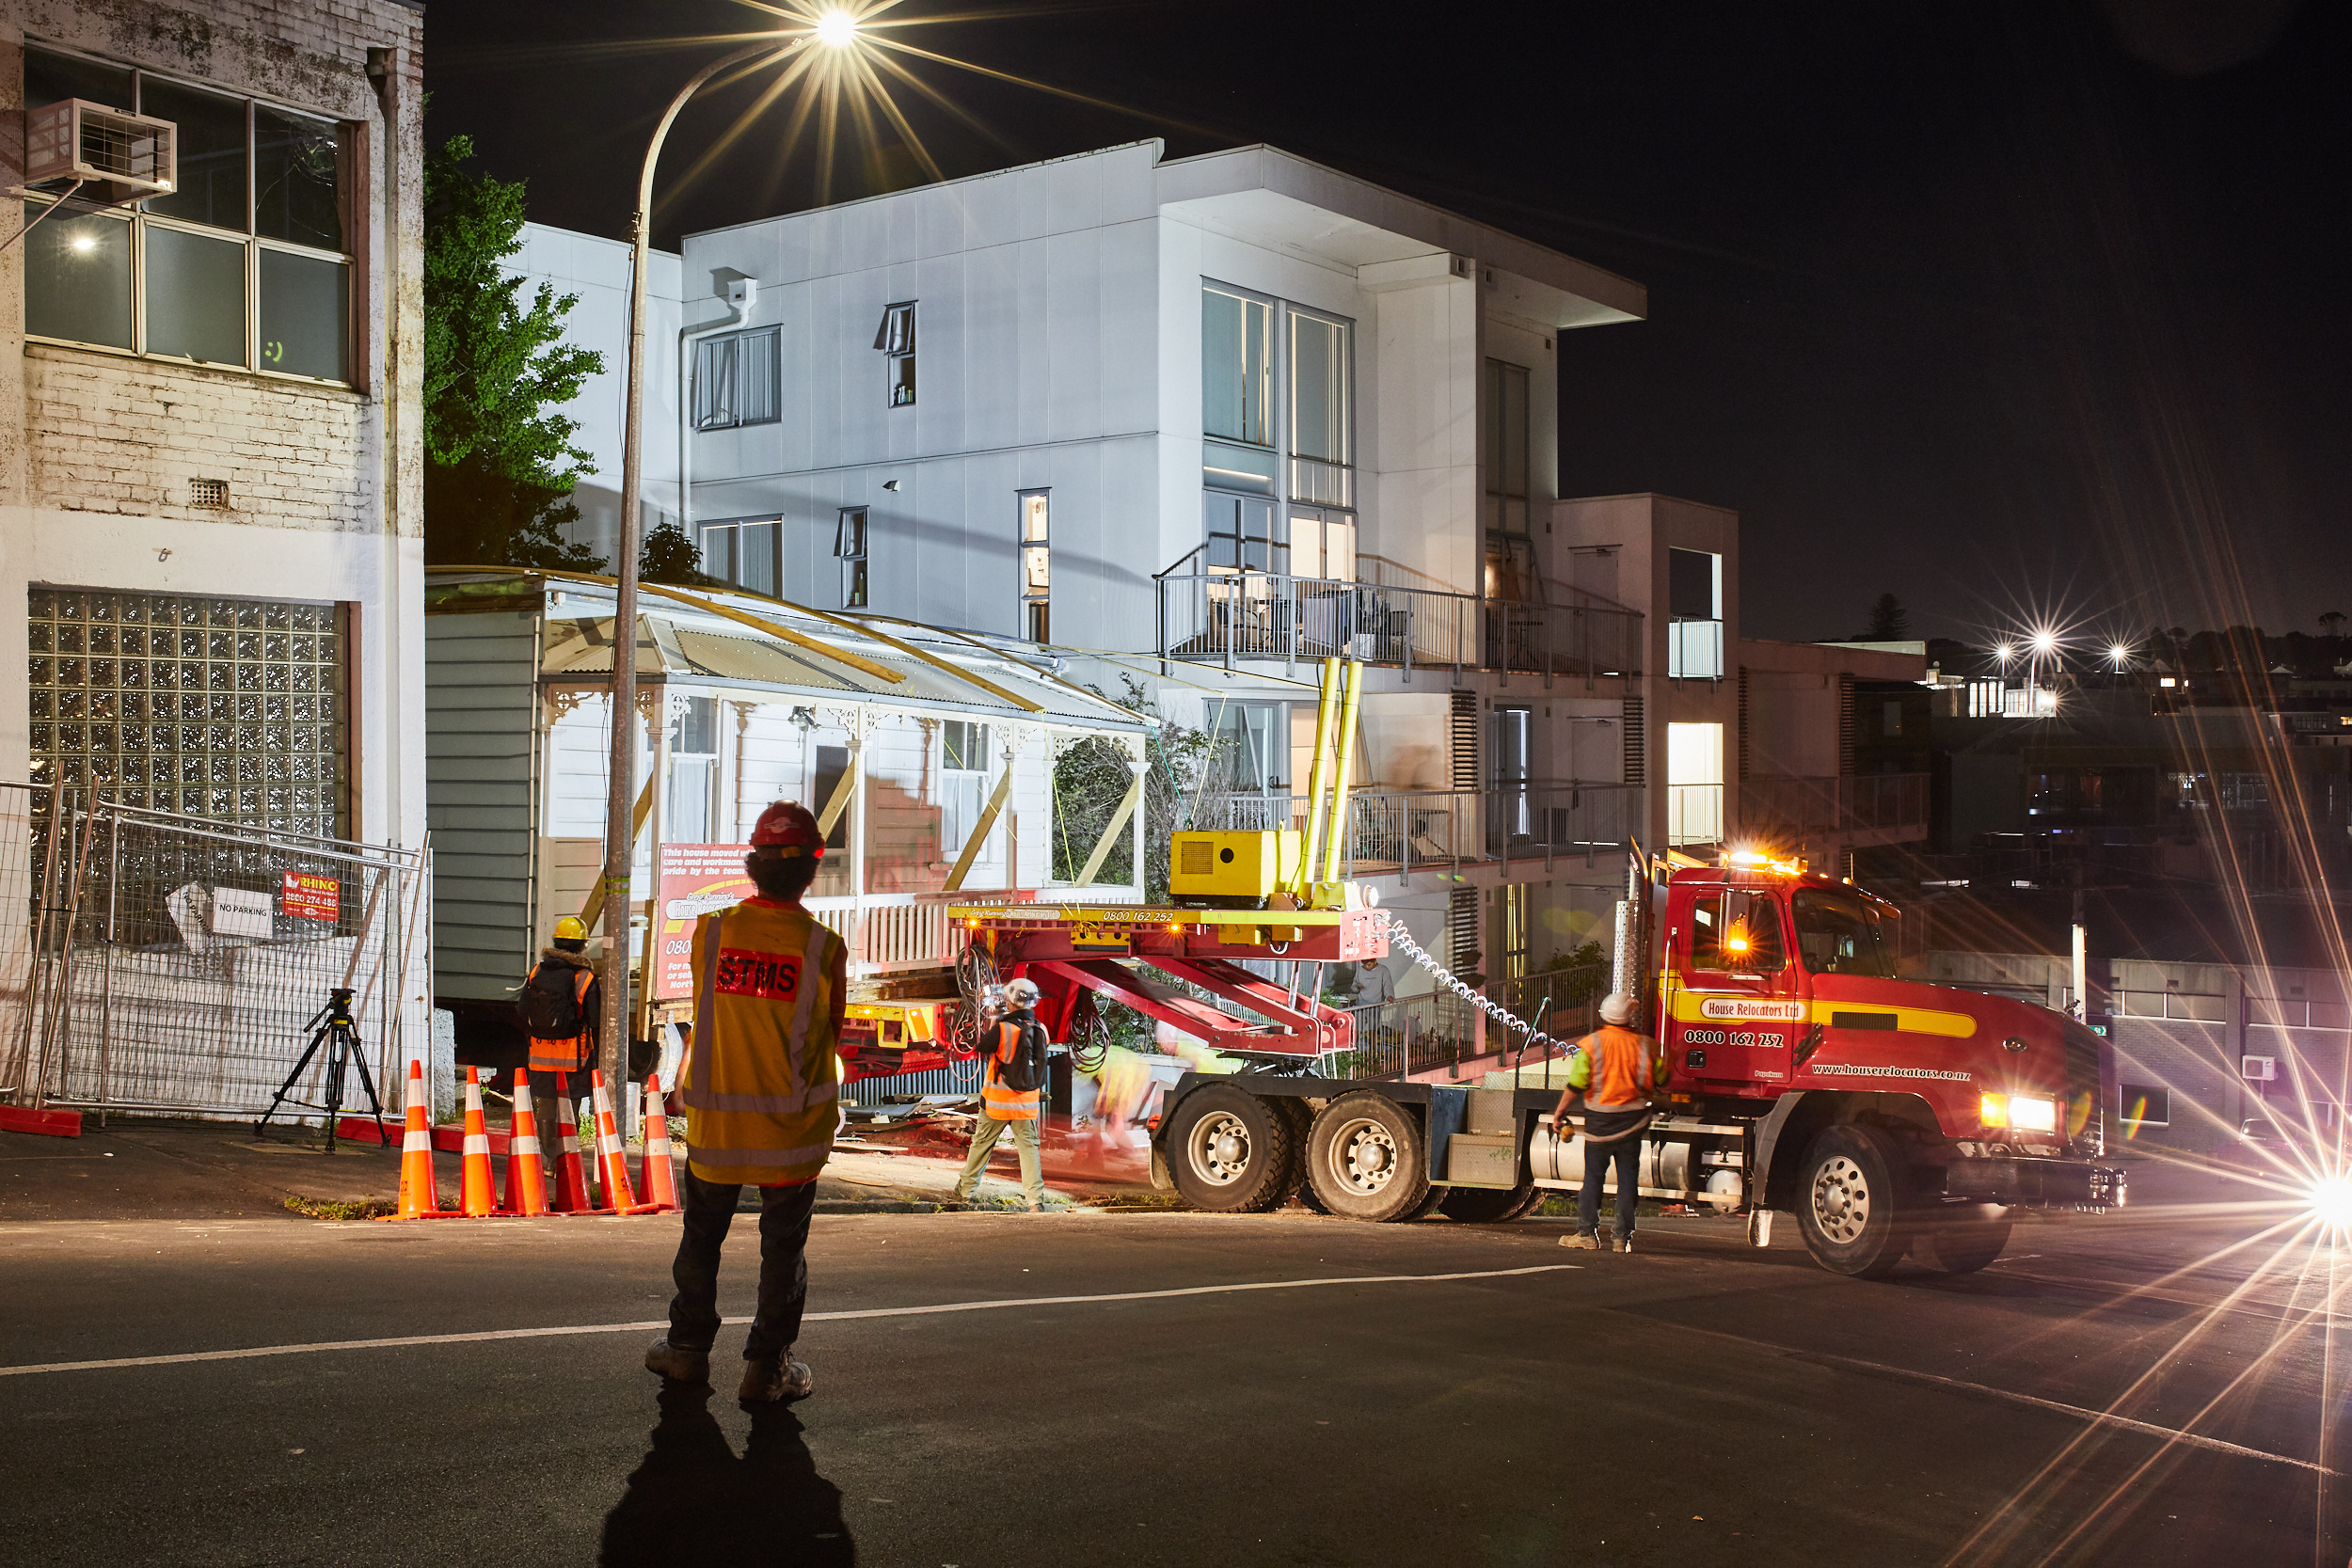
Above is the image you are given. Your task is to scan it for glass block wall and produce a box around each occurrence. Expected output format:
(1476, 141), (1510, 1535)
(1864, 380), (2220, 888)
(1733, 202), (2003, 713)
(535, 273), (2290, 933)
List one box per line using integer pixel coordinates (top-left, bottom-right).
(27, 589), (348, 837)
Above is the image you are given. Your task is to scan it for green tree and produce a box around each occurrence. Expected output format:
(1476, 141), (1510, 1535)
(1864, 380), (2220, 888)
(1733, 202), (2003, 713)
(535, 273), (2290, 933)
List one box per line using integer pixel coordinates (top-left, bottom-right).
(1860, 593), (1909, 641)
(422, 134), (606, 570)
(639, 518), (720, 588)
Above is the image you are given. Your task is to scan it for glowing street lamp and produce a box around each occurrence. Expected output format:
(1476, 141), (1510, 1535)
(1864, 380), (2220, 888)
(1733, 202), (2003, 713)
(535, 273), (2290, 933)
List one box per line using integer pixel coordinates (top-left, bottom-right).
(600, 16), (857, 1101)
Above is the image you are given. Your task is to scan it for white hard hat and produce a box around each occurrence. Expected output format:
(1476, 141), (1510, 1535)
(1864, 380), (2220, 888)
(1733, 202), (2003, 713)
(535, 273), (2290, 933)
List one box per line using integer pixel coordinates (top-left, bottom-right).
(1599, 992), (1637, 1026)
(1004, 978), (1041, 1005)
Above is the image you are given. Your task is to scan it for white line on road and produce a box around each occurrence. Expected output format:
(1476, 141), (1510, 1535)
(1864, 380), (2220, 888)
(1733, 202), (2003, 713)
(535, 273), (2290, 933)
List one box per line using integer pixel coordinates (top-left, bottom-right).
(0, 1264), (1579, 1379)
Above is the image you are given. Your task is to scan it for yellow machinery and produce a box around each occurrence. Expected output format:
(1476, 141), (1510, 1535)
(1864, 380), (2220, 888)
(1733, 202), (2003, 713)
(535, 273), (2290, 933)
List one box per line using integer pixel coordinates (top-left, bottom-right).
(1169, 829), (1302, 905)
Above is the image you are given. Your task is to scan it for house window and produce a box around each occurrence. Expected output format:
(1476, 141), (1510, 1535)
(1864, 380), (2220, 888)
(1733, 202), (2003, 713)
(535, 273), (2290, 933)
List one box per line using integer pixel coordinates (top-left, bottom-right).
(1289, 308), (1353, 508)
(22, 45), (354, 384)
(874, 302), (915, 407)
(691, 326), (781, 431)
(1017, 490), (1050, 642)
(1204, 492), (1282, 574)
(1666, 547), (1724, 678)
(668, 694), (719, 845)
(697, 518), (778, 596)
(835, 507), (868, 609)
(28, 587), (347, 836)
(1665, 721), (1724, 847)
(1482, 359), (1532, 598)
(1201, 281), (1277, 497)
(941, 721), (991, 855)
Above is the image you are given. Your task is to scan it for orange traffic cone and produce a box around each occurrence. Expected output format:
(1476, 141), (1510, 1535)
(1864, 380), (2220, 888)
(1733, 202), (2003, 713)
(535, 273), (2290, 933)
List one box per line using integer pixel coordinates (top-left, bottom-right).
(457, 1068), (498, 1217)
(638, 1072), (679, 1213)
(549, 1073), (594, 1212)
(504, 1072), (548, 1217)
(590, 1069), (640, 1212)
(393, 1059), (440, 1220)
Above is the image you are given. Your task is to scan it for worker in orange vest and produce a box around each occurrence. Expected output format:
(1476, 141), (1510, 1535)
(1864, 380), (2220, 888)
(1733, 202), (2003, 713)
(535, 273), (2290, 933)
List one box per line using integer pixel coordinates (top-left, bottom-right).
(518, 913), (601, 1162)
(1551, 991), (1670, 1253)
(644, 801), (846, 1405)
(953, 977), (1050, 1212)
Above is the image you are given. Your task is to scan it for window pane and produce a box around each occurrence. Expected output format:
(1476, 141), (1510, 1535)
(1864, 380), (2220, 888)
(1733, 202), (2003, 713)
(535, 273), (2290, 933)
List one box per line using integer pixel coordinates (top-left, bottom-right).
(887, 351), (915, 407)
(253, 106), (345, 251)
(739, 519), (777, 595)
(1202, 285), (1270, 446)
(259, 247), (346, 380)
(25, 47), (133, 113)
(739, 328), (781, 424)
(699, 524), (736, 583)
(1021, 492), (1049, 542)
(693, 335), (737, 429)
(1292, 313), (1349, 465)
(146, 225), (247, 365)
(24, 203), (132, 349)
(141, 81), (247, 231)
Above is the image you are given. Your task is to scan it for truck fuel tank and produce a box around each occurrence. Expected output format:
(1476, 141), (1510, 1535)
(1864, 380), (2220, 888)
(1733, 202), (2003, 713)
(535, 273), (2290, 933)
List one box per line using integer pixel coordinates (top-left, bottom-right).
(1529, 1116), (1748, 1210)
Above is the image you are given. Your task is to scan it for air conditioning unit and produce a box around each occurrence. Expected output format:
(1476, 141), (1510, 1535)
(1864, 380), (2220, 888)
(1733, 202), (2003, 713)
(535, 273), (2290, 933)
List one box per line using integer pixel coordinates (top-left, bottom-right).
(24, 99), (177, 201)
(2241, 1054), (2278, 1083)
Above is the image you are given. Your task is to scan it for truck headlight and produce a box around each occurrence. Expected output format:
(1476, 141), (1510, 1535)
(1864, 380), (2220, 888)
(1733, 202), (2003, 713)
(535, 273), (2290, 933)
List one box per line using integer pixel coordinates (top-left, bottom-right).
(1979, 1093), (2009, 1128)
(2009, 1096), (2058, 1132)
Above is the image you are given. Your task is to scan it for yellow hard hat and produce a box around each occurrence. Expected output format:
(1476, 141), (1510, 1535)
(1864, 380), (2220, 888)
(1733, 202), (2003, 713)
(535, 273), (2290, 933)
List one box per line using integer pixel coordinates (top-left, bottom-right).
(554, 915), (589, 942)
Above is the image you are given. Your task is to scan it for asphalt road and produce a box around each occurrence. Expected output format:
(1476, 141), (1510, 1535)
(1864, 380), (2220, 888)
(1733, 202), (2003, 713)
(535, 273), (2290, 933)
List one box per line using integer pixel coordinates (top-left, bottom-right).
(1, 1196), (2344, 1567)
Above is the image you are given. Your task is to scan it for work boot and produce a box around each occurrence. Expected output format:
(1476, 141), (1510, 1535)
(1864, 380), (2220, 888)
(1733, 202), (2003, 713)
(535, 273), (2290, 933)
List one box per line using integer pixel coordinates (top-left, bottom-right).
(1613, 1236), (1634, 1254)
(739, 1349), (815, 1404)
(1560, 1231), (1601, 1250)
(644, 1339), (711, 1384)
(1026, 1201), (1046, 1213)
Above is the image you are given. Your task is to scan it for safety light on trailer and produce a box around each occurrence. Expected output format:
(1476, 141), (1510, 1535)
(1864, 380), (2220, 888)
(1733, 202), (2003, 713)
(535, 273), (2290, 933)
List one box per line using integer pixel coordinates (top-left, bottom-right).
(1167, 921), (1184, 936)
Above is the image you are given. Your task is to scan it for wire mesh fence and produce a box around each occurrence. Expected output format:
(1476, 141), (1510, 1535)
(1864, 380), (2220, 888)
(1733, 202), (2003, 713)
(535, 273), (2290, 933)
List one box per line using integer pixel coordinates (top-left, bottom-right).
(0, 786), (430, 1124)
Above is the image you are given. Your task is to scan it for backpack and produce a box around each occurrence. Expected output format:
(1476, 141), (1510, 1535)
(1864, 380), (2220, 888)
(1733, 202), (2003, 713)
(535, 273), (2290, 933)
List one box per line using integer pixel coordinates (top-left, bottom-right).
(995, 1018), (1046, 1093)
(518, 963), (587, 1040)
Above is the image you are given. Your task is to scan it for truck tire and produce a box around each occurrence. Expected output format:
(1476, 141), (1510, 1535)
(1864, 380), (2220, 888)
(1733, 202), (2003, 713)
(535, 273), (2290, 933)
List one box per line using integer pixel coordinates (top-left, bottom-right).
(1306, 1092), (1431, 1222)
(1438, 1180), (1539, 1223)
(1794, 1124), (1911, 1277)
(1272, 1098), (1321, 1211)
(1913, 1204), (2012, 1275)
(1167, 1085), (1295, 1212)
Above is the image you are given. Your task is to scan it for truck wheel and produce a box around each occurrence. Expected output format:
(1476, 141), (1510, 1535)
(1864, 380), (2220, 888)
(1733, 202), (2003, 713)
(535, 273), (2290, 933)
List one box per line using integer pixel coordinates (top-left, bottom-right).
(1795, 1124), (1911, 1277)
(1438, 1180), (1539, 1223)
(1167, 1085), (1295, 1213)
(1913, 1204), (2012, 1275)
(1272, 1099), (1323, 1211)
(1306, 1092), (1431, 1222)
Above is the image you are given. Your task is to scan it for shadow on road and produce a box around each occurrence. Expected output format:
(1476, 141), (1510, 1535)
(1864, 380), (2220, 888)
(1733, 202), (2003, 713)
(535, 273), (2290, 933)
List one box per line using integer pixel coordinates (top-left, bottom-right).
(601, 1382), (857, 1566)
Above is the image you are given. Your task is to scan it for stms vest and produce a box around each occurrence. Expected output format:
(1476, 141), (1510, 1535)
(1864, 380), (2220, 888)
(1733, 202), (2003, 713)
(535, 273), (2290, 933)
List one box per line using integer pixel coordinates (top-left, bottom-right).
(524, 965), (596, 1075)
(681, 899), (844, 1186)
(980, 1019), (1042, 1122)
(1571, 1023), (1667, 1110)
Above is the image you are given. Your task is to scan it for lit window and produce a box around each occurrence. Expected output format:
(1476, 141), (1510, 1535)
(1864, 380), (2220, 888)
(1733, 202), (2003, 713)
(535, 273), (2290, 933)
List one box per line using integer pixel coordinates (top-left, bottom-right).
(942, 720), (991, 853)
(1017, 490), (1050, 641)
(692, 326), (781, 431)
(1665, 721), (1724, 846)
(874, 302), (915, 407)
(22, 47), (353, 384)
(835, 507), (868, 609)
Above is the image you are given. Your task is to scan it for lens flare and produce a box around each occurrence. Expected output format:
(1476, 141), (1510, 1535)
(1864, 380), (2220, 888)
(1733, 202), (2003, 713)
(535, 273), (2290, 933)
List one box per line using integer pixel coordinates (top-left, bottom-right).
(813, 10), (857, 47)
(2308, 1174), (2352, 1230)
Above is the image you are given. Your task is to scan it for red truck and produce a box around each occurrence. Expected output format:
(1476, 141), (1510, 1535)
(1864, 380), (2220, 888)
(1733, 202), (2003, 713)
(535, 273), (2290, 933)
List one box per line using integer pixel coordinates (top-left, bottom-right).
(1126, 852), (2124, 1276)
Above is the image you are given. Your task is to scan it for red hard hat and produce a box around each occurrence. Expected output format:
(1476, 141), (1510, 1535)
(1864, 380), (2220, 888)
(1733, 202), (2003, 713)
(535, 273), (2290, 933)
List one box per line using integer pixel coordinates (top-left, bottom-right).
(750, 800), (825, 857)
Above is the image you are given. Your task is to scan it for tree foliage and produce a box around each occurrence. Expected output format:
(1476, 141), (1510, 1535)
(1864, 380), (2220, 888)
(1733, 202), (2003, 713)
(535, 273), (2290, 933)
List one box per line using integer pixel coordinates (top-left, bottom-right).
(1052, 677), (1228, 900)
(1860, 593), (1909, 641)
(422, 135), (606, 570)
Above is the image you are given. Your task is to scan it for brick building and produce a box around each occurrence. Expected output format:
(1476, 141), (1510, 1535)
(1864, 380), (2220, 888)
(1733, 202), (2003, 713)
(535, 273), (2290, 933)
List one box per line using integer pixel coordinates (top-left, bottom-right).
(0, 1), (425, 847)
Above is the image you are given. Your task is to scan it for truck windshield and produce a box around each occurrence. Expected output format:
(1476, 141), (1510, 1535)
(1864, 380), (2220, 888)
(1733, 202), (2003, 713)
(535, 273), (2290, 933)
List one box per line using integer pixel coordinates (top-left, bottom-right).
(1793, 888), (1899, 977)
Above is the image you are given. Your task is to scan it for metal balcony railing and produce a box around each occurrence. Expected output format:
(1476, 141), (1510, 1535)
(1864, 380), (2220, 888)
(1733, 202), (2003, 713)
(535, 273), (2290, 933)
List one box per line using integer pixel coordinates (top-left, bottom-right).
(1740, 773), (1930, 839)
(1153, 565), (1641, 680)
(1667, 617), (1724, 679)
(1192, 782), (1640, 882)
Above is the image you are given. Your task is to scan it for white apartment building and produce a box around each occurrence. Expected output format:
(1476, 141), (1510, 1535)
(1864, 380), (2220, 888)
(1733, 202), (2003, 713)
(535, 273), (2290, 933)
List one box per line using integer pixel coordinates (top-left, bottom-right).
(1, 4), (426, 850)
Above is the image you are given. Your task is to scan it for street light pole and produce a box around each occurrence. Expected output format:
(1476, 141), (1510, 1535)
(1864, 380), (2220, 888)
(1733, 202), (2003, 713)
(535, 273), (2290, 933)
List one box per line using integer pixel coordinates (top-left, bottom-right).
(602, 37), (807, 1106)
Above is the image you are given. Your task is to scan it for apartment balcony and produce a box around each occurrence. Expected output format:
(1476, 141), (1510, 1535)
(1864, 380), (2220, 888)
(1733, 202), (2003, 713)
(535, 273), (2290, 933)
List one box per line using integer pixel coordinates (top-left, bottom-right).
(1154, 567), (1641, 682)
(1667, 616), (1724, 679)
(1740, 772), (1930, 851)
(1194, 781), (1639, 887)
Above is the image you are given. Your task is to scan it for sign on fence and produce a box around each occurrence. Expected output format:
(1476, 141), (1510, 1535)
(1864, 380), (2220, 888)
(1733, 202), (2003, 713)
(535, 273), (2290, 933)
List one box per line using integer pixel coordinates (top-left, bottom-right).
(280, 871), (341, 924)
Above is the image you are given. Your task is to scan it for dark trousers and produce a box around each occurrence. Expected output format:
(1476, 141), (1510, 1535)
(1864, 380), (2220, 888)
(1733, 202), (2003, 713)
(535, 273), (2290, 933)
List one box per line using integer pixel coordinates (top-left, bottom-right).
(1579, 1133), (1643, 1240)
(669, 1170), (818, 1363)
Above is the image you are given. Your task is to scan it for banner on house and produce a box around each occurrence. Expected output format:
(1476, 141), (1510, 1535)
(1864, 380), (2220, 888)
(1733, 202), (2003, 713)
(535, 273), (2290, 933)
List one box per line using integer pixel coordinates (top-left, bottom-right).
(654, 844), (756, 999)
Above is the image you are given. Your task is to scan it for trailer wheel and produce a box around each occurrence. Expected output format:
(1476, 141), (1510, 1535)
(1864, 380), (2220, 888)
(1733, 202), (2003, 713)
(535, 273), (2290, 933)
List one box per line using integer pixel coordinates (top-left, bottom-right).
(1438, 1180), (1539, 1223)
(1795, 1124), (1911, 1277)
(1306, 1092), (1431, 1222)
(1912, 1204), (2012, 1275)
(1167, 1085), (1295, 1213)
(1271, 1098), (1320, 1210)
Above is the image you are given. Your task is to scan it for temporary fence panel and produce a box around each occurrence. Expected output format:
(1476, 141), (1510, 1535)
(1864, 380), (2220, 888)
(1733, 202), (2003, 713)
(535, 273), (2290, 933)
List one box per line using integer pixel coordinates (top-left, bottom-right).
(7, 791), (430, 1124)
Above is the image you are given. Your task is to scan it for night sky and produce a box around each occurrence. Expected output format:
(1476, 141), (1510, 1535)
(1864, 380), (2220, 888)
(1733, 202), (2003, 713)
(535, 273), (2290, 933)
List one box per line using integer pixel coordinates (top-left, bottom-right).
(428, 1), (2351, 646)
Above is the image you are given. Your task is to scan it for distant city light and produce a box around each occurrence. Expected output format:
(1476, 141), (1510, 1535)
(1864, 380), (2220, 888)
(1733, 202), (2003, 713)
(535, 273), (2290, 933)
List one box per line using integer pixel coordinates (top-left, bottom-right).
(2030, 630), (2058, 656)
(1994, 644), (2015, 664)
(2107, 643), (2131, 667)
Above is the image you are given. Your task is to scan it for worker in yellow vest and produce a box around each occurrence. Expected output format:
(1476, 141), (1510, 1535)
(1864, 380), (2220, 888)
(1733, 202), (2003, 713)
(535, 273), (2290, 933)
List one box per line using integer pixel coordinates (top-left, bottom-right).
(953, 977), (1051, 1211)
(644, 801), (845, 1405)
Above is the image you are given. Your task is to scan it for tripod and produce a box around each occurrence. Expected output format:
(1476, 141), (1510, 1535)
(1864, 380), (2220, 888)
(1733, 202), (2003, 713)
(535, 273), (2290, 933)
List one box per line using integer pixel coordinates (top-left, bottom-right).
(255, 987), (388, 1153)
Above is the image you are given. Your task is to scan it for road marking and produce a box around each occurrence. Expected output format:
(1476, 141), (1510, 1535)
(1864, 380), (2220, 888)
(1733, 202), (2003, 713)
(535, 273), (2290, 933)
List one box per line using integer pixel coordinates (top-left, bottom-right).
(0, 1264), (1578, 1379)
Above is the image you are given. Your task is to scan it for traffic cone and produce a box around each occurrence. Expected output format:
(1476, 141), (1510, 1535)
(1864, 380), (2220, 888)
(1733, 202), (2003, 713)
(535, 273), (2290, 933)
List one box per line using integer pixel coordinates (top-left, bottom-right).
(393, 1059), (439, 1220)
(638, 1072), (679, 1213)
(549, 1073), (593, 1213)
(503, 1072), (549, 1217)
(590, 1069), (639, 1212)
(458, 1068), (498, 1218)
